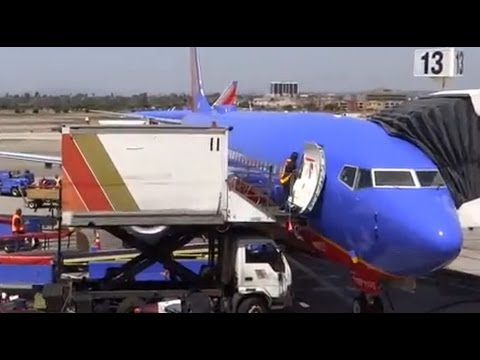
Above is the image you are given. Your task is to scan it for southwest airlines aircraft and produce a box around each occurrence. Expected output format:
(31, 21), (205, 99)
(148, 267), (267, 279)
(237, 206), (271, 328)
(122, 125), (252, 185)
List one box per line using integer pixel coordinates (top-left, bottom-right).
(0, 47), (470, 314)
(89, 78), (238, 123)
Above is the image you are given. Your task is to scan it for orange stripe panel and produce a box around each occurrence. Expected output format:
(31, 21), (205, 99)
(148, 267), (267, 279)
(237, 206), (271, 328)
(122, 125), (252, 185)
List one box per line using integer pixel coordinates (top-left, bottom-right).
(61, 169), (87, 212)
(62, 134), (113, 211)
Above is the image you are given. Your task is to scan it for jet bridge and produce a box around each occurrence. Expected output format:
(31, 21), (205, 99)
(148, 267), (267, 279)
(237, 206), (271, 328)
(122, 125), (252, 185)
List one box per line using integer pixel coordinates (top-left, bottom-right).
(60, 124), (278, 228)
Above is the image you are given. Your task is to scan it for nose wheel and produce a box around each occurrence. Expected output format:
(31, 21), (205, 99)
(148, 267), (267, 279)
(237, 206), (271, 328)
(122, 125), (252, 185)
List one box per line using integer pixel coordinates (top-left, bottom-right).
(352, 294), (384, 313)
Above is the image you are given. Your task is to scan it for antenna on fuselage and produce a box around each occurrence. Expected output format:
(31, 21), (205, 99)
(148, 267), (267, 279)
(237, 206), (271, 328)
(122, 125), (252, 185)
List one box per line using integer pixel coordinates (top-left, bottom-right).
(413, 48), (465, 90)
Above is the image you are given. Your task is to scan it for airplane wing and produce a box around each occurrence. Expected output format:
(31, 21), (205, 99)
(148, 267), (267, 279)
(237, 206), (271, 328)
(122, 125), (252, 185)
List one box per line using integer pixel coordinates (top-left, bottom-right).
(88, 110), (182, 125)
(0, 152), (62, 165)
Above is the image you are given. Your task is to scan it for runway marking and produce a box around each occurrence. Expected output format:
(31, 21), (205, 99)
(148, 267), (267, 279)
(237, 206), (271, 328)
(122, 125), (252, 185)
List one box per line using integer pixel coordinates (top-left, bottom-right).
(287, 255), (352, 306)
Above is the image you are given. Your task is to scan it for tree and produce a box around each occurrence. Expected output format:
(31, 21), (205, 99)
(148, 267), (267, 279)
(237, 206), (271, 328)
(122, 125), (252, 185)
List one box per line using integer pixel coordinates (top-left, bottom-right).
(304, 102), (319, 112)
(323, 103), (340, 112)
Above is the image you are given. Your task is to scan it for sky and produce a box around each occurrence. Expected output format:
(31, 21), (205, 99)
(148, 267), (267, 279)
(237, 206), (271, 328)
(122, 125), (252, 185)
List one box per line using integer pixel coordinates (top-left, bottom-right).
(0, 47), (477, 95)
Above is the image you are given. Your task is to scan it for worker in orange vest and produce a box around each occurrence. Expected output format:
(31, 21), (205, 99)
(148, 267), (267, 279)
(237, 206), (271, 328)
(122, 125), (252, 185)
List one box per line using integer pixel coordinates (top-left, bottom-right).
(11, 208), (25, 235)
(279, 152), (298, 211)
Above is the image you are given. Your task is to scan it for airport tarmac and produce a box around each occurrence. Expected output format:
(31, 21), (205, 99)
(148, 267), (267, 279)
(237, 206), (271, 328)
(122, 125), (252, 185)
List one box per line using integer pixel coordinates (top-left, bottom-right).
(289, 251), (480, 313)
(2, 129), (480, 313)
(446, 228), (480, 277)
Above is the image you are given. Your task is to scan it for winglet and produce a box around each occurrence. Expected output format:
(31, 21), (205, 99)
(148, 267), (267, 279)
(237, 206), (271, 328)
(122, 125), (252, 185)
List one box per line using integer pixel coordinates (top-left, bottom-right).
(190, 47), (213, 113)
(213, 80), (238, 107)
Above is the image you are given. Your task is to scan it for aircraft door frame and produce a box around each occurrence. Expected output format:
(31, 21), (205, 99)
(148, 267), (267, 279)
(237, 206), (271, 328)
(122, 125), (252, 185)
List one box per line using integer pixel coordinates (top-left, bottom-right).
(290, 142), (326, 214)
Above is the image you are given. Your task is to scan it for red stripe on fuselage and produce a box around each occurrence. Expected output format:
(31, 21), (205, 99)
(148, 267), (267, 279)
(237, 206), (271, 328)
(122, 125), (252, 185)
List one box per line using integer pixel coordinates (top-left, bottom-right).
(62, 135), (113, 211)
(292, 226), (399, 286)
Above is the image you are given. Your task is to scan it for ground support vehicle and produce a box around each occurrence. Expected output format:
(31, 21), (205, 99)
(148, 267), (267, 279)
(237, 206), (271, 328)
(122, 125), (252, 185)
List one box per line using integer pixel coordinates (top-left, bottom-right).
(41, 125), (300, 313)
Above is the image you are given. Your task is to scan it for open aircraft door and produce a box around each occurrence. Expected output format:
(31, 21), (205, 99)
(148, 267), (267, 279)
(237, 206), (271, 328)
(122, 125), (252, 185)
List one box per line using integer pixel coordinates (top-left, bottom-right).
(289, 142), (326, 214)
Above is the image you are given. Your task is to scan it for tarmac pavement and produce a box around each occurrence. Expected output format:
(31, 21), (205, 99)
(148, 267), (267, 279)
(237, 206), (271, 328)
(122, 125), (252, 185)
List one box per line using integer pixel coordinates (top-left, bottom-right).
(288, 250), (480, 313)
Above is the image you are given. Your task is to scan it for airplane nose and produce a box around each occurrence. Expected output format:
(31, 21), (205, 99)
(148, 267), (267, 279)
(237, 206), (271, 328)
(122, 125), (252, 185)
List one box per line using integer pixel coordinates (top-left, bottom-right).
(372, 194), (464, 277)
(412, 213), (463, 272)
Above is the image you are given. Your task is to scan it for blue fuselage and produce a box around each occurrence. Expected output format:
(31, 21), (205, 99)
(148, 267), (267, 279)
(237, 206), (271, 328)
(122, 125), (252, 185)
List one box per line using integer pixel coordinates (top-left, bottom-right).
(181, 110), (463, 277)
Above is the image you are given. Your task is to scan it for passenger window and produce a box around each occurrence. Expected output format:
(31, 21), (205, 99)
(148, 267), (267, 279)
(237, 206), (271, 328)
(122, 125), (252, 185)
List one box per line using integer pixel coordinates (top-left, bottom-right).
(356, 168), (372, 189)
(245, 243), (285, 273)
(339, 166), (357, 188)
(374, 171), (415, 187)
(416, 170), (445, 187)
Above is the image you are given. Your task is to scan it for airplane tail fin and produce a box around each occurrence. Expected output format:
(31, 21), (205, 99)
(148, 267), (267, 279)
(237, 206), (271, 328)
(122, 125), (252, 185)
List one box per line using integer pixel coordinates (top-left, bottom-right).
(190, 47), (212, 113)
(213, 80), (238, 107)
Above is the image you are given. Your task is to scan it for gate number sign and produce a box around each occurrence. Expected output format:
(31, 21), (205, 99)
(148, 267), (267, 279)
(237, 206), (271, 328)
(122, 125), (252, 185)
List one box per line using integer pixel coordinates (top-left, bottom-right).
(414, 48), (464, 78)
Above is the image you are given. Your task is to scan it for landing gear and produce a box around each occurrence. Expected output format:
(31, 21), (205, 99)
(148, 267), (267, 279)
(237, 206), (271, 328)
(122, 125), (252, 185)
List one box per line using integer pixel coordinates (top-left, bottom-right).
(352, 294), (384, 313)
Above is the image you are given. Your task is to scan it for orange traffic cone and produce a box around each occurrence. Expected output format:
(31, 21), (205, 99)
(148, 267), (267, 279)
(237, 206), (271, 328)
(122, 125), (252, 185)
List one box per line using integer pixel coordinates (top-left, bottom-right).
(94, 232), (102, 250)
(91, 231), (102, 252)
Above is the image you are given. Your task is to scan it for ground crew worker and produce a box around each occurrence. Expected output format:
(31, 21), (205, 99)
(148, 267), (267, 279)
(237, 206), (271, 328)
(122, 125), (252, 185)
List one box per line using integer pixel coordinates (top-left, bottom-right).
(279, 152), (299, 210)
(11, 208), (25, 235)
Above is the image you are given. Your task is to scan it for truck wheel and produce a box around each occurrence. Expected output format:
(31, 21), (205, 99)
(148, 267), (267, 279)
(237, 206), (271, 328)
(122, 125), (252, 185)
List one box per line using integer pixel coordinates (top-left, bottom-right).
(116, 297), (146, 313)
(11, 187), (20, 197)
(27, 202), (36, 209)
(237, 296), (268, 313)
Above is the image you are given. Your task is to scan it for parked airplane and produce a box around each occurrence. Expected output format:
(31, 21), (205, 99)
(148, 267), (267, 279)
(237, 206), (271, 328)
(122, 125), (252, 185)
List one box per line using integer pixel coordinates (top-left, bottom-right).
(91, 49), (238, 123)
(97, 80), (238, 121)
(134, 80), (238, 119)
(0, 48), (470, 314)
(87, 79), (238, 125)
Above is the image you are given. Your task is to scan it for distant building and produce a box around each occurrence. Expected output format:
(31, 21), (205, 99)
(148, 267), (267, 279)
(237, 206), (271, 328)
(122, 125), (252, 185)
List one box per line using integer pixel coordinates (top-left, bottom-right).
(270, 81), (299, 97)
(252, 96), (297, 109)
(365, 89), (408, 103)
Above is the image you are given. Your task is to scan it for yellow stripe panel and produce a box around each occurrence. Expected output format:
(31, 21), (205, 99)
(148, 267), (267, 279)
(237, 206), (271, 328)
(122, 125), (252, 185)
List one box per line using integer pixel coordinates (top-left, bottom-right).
(74, 133), (140, 211)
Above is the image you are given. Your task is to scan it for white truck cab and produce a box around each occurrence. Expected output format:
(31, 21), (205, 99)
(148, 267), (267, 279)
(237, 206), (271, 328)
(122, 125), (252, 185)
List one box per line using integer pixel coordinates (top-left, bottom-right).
(233, 236), (293, 313)
(136, 236), (293, 314)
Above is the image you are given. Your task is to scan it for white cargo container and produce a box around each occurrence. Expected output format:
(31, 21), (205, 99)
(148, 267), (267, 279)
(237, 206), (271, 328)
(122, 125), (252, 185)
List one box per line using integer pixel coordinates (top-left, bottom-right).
(60, 125), (276, 227)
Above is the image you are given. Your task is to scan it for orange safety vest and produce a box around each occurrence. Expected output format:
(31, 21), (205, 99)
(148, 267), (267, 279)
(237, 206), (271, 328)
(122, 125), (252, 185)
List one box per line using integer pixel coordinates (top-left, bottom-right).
(280, 159), (294, 185)
(11, 214), (24, 233)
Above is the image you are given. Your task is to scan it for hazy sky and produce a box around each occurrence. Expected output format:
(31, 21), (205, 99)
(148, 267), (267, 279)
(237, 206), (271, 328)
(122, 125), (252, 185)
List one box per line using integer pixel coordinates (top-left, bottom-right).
(0, 47), (477, 95)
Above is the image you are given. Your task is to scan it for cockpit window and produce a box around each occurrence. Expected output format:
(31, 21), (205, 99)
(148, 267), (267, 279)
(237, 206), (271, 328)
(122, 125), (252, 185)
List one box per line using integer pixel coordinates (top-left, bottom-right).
(356, 168), (372, 189)
(341, 168), (445, 189)
(373, 170), (416, 187)
(339, 166), (357, 188)
(416, 170), (445, 187)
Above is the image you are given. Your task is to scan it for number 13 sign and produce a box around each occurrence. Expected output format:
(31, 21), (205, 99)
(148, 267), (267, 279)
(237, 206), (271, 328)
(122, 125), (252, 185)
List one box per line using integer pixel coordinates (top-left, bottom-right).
(414, 48), (464, 78)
